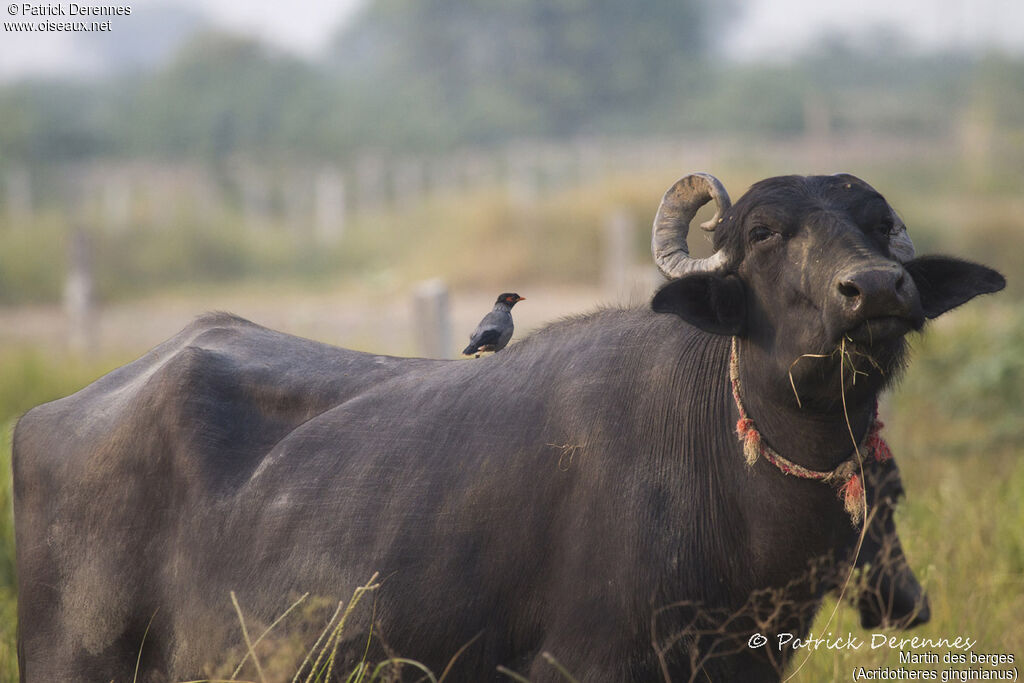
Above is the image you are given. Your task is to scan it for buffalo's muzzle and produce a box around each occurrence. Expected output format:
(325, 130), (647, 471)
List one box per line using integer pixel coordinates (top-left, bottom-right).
(833, 265), (923, 342)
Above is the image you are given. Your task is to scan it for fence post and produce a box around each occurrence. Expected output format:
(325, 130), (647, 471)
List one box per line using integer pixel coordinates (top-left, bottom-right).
(64, 226), (97, 353)
(603, 207), (634, 298)
(412, 278), (452, 359)
(314, 166), (346, 244)
(102, 172), (132, 233)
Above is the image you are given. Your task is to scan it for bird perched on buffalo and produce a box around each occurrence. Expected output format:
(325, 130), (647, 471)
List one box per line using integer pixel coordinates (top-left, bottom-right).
(462, 293), (525, 357)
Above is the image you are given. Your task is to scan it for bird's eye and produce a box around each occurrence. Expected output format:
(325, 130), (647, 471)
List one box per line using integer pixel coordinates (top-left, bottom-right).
(750, 226), (776, 244)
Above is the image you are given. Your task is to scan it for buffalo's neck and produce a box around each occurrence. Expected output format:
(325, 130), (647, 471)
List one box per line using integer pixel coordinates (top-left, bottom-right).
(735, 339), (878, 472)
(633, 328), (856, 650)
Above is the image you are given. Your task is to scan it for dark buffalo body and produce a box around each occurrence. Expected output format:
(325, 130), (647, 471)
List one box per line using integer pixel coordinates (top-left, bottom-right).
(13, 175), (1004, 682)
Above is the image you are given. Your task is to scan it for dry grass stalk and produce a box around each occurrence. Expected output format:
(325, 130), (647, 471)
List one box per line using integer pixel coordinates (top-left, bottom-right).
(231, 592), (310, 680)
(231, 591), (267, 683)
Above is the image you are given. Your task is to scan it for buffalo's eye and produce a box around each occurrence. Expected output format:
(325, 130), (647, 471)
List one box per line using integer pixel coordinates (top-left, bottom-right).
(749, 225), (777, 244)
(876, 219), (896, 237)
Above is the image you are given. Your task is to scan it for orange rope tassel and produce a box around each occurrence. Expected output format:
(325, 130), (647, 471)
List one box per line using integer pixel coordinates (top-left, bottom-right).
(840, 474), (865, 524)
(736, 417), (760, 465)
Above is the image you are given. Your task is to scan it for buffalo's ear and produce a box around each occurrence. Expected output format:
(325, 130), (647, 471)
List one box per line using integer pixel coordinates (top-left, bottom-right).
(651, 273), (746, 335)
(904, 256), (1006, 319)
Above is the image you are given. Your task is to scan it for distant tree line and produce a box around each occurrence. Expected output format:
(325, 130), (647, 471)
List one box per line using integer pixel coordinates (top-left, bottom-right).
(0, 0), (1022, 167)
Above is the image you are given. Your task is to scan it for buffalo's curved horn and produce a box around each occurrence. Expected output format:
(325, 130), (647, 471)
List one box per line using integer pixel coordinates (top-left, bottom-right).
(652, 173), (731, 278)
(833, 173), (915, 263)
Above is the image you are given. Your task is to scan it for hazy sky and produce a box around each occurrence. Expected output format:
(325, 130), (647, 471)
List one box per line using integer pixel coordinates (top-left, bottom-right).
(173, 0), (362, 57)
(726, 0), (1023, 58)
(2, 0), (1023, 81)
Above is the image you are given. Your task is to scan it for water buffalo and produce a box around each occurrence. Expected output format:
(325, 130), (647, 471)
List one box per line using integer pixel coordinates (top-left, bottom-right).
(14, 174), (1004, 681)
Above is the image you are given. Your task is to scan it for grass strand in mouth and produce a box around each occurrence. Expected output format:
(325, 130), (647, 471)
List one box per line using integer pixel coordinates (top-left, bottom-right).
(788, 352), (832, 408)
(787, 341), (885, 408)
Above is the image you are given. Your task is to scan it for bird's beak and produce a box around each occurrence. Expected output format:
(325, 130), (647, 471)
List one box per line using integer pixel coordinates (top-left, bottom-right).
(517, 296), (526, 302)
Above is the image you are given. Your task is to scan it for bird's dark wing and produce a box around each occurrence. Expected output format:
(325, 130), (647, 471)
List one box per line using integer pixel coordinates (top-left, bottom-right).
(463, 326), (504, 355)
(472, 328), (502, 347)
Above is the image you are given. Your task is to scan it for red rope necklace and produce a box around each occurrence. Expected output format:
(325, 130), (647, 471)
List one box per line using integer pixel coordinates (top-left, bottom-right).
(729, 337), (892, 525)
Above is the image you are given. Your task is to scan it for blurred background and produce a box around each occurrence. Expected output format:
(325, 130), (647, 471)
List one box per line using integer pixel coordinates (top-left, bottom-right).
(0, 0), (1021, 679)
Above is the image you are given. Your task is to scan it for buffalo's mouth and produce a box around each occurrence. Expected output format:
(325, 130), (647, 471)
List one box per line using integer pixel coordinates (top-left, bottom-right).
(842, 316), (919, 346)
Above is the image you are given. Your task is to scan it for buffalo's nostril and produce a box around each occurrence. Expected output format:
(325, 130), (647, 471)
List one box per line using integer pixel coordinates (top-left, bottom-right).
(838, 281), (861, 299)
